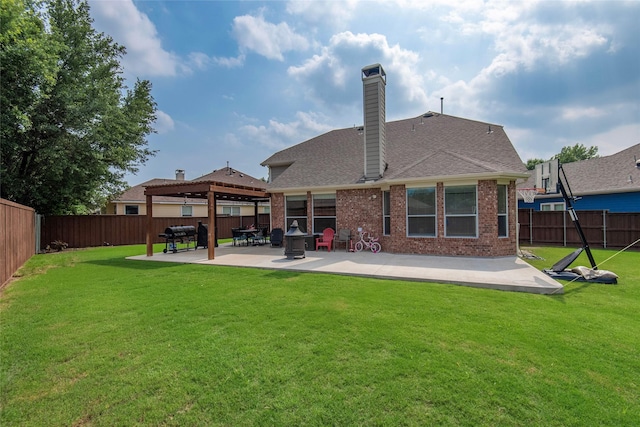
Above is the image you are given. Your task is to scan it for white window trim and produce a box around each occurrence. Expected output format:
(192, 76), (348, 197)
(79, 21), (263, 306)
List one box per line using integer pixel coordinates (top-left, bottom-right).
(383, 191), (391, 236)
(444, 185), (478, 238)
(181, 205), (193, 217)
(312, 193), (336, 234)
(498, 184), (508, 238)
(406, 187), (437, 238)
(285, 195), (308, 230)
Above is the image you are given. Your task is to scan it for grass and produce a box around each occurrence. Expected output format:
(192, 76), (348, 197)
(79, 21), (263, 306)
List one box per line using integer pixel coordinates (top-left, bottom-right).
(1, 244), (639, 426)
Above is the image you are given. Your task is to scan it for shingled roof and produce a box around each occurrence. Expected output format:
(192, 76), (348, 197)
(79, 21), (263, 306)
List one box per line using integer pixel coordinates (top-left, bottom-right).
(113, 167), (265, 204)
(261, 112), (528, 190)
(518, 143), (640, 196)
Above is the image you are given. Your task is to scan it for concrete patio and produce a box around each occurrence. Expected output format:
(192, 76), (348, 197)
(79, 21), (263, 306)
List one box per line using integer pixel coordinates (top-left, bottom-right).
(127, 243), (564, 295)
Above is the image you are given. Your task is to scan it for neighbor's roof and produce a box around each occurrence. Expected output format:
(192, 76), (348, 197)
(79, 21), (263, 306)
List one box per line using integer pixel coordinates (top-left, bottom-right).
(261, 112), (528, 190)
(519, 143), (640, 196)
(113, 167), (265, 204)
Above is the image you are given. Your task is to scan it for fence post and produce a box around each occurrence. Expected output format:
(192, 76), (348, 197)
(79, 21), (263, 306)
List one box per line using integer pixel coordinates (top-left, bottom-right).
(563, 210), (567, 247)
(603, 210), (607, 249)
(35, 214), (42, 253)
(529, 209), (533, 245)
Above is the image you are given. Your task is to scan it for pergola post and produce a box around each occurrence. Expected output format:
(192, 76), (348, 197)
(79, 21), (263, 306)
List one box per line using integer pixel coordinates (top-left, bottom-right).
(254, 200), (259, 228)
(207, 190), (215, 260)
(146, 195), (153, 256)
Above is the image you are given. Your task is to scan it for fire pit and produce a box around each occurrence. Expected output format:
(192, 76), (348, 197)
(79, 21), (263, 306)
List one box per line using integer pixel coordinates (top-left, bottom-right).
(284, 220), (306, 259)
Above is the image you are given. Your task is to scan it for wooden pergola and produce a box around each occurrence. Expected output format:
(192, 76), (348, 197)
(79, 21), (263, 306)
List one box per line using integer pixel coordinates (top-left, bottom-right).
(144, 180), (269, 260)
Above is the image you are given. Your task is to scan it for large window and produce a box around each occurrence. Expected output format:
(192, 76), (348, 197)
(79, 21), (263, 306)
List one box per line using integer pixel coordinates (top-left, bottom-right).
(498, 185), (508, 237)
(286, 195), (308, 233)
(181, 205), (193, 217)
(407, 187), (436, 237)
(445, 185), (477, 237)
(312, 194), (336, 233)
(383, 191), (391, 235)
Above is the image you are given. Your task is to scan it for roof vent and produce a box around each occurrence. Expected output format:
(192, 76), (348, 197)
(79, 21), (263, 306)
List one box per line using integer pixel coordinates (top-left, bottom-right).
(175, 169), (185, 181)
(423, 112), (433, 118)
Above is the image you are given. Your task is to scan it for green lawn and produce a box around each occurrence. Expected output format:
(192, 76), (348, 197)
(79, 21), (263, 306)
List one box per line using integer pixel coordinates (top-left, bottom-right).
(1, 244), (639, 426)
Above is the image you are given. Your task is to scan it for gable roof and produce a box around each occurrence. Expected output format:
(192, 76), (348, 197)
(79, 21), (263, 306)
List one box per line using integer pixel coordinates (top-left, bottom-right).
(519, 143), (640, 196)
(261, 112), (527, 190)
(192, 166), (265, 187)
(113, 167), (265, 204)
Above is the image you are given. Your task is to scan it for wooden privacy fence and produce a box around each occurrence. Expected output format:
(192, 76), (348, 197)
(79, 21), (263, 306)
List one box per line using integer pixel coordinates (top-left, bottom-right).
(1, 198), (36, 287)
(40, 214), (271, 250)
(518, 209), (640, 249)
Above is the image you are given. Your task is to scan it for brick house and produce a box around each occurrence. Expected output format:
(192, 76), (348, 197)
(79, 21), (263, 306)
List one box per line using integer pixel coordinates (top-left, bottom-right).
(261, 64), (528, 257)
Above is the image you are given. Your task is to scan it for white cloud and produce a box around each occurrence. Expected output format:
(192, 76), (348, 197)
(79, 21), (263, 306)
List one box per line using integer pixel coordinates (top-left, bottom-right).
(288, 32), (427, 112)
(285, 0), (359, 28)
(89, 0), (188, 76)
(154, 110), (174, 134)
(238, 111), (333, 150)
(213, 54), (246, 68)
(231, 13), (309, 61)
(188, 52), (245, 69)
(581, 124), (640, 156)
(560, 106), (605, 121)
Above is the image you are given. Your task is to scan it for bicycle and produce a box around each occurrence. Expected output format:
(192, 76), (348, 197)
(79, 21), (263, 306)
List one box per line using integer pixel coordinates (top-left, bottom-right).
(354, 229), (381, 253)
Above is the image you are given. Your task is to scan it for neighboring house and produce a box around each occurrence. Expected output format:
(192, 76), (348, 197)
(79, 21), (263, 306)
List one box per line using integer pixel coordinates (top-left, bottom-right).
(107, 167), (269, 217)
(517, 143), (640, 212)
(261, 64), (528, 257)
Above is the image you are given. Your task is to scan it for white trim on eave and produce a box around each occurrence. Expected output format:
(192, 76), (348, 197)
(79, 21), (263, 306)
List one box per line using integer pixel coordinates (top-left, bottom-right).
(268, 171), (528, 194)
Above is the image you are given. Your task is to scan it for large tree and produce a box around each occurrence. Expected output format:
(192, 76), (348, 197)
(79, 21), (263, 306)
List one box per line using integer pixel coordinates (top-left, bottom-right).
(525, 143), (599, 170)
(551, 143), (599, 164)
(1, 0), (156, 214)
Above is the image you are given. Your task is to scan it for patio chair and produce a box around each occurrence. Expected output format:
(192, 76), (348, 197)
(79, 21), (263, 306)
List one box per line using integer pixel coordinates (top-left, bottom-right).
(334, 228), (352, 252)
(270, 228), (284, 247)
(316, 228), (335, 252)
(232, 228), (248, 246)
(249, 229), (265, 246)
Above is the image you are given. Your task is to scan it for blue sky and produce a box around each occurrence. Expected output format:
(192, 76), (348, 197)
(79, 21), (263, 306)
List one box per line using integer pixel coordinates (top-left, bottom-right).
(88, 0), (640, 185)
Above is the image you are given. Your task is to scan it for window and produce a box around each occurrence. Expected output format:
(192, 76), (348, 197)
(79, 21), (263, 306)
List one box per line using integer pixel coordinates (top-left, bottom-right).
(262, 206), (271, 214)
(407, 187), (436, 237)
(181, 205), (193, 217)
(498, 185), (508, 237)
(222, 206), (240, 216)
(125, 205), (139, 215)
(312, 194), (336, 233)
(286, 195), (308, 233)
(383, 191), (391, 235)
(540, 202), (565, 211)
(445, 185), (477, 237)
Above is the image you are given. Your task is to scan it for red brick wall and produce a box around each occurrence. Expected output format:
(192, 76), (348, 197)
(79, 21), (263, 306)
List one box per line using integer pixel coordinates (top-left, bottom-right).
(270, 193), (285, 231)
(269, 179), (518, 257)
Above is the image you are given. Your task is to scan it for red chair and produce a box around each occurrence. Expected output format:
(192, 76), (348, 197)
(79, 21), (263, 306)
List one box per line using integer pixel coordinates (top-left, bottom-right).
(316, 228), (335, 252)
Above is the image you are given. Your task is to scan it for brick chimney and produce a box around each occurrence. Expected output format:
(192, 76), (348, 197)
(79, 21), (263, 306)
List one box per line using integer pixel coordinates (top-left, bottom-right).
(362, 64), (387, 181)
(175, 169), (185, 181)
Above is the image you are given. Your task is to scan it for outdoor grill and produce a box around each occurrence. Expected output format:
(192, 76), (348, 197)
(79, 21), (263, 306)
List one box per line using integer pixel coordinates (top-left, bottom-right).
(284, 220), (306, 259)
(159, 225), (196, 253)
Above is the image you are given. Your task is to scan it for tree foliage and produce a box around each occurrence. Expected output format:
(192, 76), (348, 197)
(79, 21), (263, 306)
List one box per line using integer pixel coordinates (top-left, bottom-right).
(551, 143), (599, 164)
(1, 0), (156, 214)
(525, 158), (546, 171)
(525, 144), (599, 170)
